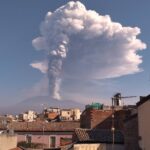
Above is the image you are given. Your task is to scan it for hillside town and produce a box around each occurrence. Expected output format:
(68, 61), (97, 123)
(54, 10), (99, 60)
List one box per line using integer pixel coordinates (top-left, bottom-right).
(0, 93), (149, 150)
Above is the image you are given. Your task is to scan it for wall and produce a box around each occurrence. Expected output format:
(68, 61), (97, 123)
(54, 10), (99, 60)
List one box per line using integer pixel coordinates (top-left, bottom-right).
(138, 100), (150, 150)
(0, 134), (17, 150)
(80, 109), (130, 130)
(124, 114), (139, 150)
(17, 132), (72, 148)
(80, 109), (113, 129)
(72, 109), (81, 120)
(74, 143), (124, 150)
(61, 110), (72, 120)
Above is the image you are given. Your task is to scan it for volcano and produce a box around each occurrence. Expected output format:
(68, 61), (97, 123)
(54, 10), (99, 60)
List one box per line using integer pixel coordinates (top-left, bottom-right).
(0, 96), (85, 114)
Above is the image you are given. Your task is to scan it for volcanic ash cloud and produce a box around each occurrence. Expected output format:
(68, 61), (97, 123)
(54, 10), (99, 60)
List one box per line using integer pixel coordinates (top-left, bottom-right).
(31, 1), (146, 100)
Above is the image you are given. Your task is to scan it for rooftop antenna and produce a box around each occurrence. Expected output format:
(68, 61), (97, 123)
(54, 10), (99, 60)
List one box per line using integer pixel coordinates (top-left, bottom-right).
(111, 93), (137, 150)
(112, 92), (136, 107)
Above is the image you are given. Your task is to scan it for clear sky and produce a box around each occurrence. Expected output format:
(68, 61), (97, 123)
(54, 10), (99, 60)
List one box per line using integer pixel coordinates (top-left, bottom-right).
(0, 0), (150, 106)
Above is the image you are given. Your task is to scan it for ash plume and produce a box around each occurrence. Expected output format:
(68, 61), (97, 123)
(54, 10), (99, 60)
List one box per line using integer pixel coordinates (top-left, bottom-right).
(31, 1), (146, 100)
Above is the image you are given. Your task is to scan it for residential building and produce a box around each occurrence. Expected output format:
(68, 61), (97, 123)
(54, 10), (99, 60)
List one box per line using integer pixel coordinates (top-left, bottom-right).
(80, 107), (131, 130)
(72, 108), (81, 120)
(137, 95), (150, 150)
(43, 107), (81, 121)
(0, 132), (17, 150)
(44, 107), (61, 115)
(0, 121), (80, 149)
(19, 110), (37, 122)
(60, 108), (81, 121)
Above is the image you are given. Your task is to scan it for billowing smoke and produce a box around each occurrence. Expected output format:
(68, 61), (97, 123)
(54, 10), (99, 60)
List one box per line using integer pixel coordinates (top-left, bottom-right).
(31, 1), (146, 100)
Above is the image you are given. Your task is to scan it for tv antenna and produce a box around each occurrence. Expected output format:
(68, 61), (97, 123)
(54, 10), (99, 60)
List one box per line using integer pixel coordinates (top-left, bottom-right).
(111, 93), (136, 150)
(112, 92), (136, 107)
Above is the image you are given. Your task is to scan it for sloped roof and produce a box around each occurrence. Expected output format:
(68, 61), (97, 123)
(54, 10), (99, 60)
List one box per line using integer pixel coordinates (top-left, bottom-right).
(74, 128), (124, 144)
(0, 121), (80, 132)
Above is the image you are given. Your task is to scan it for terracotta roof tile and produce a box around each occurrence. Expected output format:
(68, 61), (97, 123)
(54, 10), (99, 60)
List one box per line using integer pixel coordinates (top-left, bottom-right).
(74, 128), (124, 144)
(0, 121), (80, 132)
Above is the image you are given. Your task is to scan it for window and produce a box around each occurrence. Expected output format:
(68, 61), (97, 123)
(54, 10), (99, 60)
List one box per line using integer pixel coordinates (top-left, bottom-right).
(50, 136), (56, 148)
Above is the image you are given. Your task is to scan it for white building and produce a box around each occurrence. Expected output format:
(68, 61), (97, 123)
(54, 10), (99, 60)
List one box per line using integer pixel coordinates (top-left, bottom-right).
(19, 110), (37, 122)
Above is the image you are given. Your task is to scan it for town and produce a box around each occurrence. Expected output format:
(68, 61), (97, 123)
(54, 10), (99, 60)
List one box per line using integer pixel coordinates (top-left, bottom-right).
(0, 0), (149, 150)
(0, 93), (149, 150)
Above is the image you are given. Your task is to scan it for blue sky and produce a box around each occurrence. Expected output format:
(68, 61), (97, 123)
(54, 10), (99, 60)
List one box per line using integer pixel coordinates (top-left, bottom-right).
(0, 0), (149, 106)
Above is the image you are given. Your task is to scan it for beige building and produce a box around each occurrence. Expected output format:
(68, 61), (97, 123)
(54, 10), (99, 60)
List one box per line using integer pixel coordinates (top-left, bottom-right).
(61, 109), (73, 120)
(72, 108), (81, 120)
(0, 133), (17, 150)
(19, 110), (37, 122)
(137, 95), (150, 150)
(61, 108), (81, 121)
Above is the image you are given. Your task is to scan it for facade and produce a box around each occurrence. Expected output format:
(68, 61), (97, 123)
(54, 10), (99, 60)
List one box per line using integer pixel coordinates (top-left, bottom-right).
(19, 110), (37, 122)
(71, 108), (81, 120)
(137, 95), (150, 150)
(61, 108), (81, 121)
(80, 108), (112, 129)
(17, 131), (73, 148)
(124, 114), (139, 150)
(0, 133), (17, 150)
(60, 109), (73, 121)
(44, 108), (61, 121)
(0, 121), (80, 149)
(80, 107), (130, 130)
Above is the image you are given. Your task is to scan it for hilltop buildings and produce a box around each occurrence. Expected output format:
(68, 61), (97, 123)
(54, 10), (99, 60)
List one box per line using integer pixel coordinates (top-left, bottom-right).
(44, 107), (81, 121)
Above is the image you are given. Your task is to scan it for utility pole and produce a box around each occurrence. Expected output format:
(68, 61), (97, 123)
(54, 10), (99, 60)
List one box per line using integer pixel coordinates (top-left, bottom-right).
(42, 121), (45, 149)
(111, 93), (137, 150)
(111, 97), (115, 150)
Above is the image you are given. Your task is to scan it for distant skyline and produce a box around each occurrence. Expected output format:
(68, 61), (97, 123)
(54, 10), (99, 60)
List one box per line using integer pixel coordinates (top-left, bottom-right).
(0, 0), (150, 106)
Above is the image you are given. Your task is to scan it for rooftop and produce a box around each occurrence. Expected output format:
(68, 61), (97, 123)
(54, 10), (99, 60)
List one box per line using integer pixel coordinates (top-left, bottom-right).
(0, 121), (80, 132)
(74, 128), (124, 144)
(137, 95), (150, 107)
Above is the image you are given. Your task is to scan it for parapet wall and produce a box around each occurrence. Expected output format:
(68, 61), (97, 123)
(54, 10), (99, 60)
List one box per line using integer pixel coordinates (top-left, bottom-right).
(0, 134), (17, 150)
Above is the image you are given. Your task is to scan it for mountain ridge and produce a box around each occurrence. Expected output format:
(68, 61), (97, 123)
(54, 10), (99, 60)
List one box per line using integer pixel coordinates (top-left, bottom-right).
(0, 96), (85, 114)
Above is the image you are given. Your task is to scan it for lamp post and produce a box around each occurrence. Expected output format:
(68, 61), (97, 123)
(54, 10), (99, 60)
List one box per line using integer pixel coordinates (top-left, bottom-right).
(42, 121), (45, 149)
(111, 98), (115, 150)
